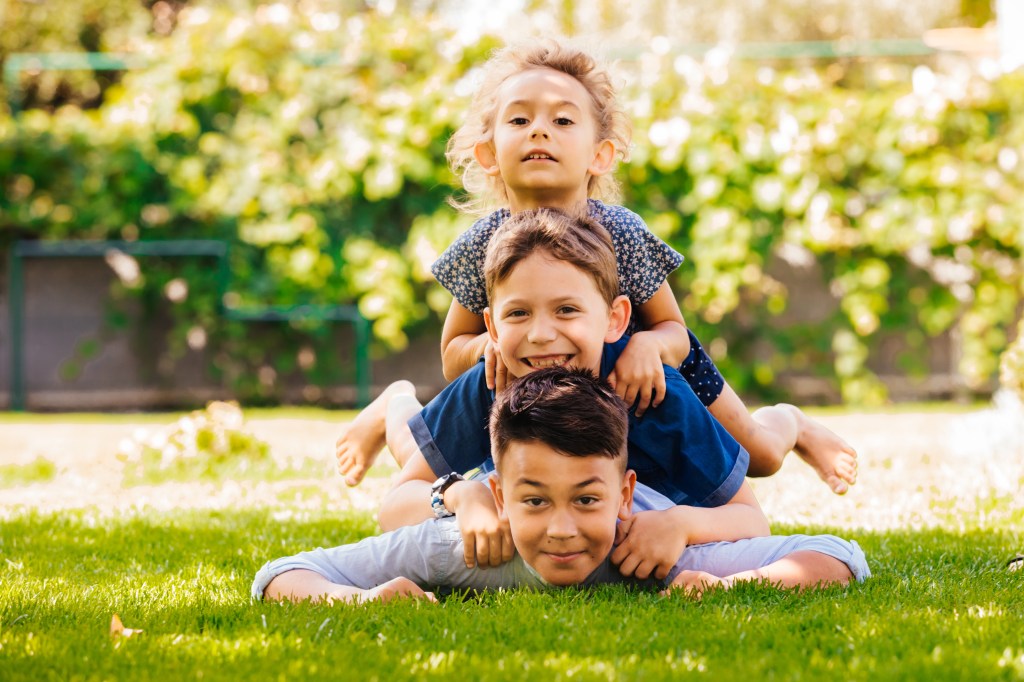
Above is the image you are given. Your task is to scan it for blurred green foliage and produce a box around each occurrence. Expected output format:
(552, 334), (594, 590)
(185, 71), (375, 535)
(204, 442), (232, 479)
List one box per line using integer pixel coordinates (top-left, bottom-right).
(1, 2), (1021, 405)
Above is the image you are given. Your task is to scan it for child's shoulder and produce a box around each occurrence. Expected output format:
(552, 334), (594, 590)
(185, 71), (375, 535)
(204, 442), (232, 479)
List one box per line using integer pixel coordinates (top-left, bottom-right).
(587, 199), (649, 233)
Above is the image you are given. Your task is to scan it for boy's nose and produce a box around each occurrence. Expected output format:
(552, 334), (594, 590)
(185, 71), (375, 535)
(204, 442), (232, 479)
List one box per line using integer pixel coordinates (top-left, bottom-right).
(547, 509), (578, 539)
(526, 316), (557, 343)
(529, 125), (549, 139)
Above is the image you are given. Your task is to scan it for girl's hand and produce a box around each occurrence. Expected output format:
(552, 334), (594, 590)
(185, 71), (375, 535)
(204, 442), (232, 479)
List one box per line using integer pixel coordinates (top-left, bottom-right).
(447, 480), (515, 568)
(607, 332), (667, 417)
(484, 339), (510, 392)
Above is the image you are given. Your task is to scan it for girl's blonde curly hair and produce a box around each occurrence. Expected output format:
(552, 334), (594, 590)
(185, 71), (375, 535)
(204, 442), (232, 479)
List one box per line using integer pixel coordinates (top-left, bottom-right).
(447, 38), (631, 215)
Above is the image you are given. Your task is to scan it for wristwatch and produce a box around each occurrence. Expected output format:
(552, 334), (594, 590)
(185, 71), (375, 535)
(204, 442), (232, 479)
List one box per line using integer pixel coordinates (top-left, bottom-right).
(430, 472), (465, 518)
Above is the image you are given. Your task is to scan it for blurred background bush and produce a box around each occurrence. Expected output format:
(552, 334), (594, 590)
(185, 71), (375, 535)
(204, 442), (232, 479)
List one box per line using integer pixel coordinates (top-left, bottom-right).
(1, 0), (1020, 406)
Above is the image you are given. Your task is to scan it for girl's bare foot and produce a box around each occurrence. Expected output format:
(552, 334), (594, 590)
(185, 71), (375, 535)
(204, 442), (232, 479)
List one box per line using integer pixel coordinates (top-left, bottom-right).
(336, 380), (416, 486)
(785, 404), (859, 495)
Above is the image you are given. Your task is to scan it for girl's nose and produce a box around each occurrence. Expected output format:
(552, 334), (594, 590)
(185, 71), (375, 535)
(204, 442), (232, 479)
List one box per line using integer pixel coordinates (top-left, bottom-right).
(529, 123), (549, 139)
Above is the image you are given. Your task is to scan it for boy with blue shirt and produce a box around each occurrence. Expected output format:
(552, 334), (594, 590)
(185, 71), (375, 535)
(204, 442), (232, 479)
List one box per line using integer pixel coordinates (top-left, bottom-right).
(254, 367), (868, 603)
(373, 207), (769, 581)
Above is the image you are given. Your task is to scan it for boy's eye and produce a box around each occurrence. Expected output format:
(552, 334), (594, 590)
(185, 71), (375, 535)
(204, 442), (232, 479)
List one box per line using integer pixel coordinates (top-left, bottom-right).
(577, 496), (598, 506)
(509, 117), (529, 126)
(556, 305), (579, 315)
(505, 309), (528, 319)
(555, 117), (574, 126)
(523, 497), (546, 507)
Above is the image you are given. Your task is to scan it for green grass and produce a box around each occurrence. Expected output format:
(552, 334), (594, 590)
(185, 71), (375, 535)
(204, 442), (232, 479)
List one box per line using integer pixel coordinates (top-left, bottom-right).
(2, 509), (1022, 682)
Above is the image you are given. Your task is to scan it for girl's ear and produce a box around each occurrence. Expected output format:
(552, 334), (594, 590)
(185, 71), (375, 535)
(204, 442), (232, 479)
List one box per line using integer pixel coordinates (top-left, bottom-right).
(604, 295), (631, 343)
(588, 139), (616, 177)
(617, 469), (636, 521)
(488, 474), (508, 519)
(474, 141), (502, 177)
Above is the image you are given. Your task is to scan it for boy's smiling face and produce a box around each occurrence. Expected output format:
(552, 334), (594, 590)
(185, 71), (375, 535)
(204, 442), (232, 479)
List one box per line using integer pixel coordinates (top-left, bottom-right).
(484, 252), (630, 379)
(490, 440), (635, 586)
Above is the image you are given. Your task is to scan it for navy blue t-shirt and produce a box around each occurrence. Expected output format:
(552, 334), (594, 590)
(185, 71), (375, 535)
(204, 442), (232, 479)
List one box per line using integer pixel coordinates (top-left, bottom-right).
(408, 337), (749, 508)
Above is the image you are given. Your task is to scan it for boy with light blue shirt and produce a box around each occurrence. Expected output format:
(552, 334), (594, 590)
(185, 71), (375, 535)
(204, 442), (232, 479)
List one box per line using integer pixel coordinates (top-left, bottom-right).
(253, 367), (868, 604)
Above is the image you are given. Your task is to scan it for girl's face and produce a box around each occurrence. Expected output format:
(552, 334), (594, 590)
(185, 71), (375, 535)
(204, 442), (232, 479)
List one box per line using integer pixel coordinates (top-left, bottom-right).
(475, 68), (614, 212)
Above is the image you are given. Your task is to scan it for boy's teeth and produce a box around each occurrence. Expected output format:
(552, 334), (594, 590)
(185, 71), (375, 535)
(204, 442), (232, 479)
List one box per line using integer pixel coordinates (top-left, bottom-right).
(529, 356), (569, 368)
(527, 153), (551, 159)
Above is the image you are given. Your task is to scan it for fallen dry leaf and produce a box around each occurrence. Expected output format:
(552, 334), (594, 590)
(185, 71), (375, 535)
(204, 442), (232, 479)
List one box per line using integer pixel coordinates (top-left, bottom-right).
(110, 613), (143, 638)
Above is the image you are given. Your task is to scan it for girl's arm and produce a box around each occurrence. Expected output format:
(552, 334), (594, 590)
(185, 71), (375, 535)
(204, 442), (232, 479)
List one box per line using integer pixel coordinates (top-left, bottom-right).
(610, 481), (770, 581)
(634, 282), (691, 368)
(440, 300), (507, 390)
(610, 282), (692, 415)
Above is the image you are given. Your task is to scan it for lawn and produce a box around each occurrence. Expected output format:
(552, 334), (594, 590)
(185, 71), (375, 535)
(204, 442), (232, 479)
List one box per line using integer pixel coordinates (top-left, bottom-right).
(1, 404), (1023, 681)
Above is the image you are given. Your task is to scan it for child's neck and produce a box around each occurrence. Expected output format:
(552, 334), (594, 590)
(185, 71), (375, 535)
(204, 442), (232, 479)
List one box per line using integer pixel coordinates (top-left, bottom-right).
(507, 188), (590, 214)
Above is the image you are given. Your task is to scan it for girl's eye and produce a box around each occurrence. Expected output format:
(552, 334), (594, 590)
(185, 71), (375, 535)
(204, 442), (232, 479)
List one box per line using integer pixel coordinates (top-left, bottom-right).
(510, 117), (529, 125)
(557, 305), (579, 315)
(506, 309), (528, 318)
(555, 117), (574, 126)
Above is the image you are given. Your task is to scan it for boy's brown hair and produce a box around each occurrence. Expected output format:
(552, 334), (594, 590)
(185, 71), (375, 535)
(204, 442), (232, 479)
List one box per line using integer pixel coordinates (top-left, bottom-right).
(484, 207), (620, 308)
(447, 38), (631, 214)
(489, 366), (628, 473)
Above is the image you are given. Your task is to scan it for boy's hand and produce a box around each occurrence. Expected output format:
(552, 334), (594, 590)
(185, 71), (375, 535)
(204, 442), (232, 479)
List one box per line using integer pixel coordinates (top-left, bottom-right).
(611, 509), (689, 581)
(447, 480), (515, 568)
(606, 332), (666, 417)
(354, 577), (437, 604)
(659, 570), (731, 598)
(484, 339), (510, 392)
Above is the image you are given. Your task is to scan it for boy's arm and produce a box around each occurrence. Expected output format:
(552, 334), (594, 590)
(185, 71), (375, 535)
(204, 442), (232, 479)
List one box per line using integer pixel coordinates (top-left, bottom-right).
(666, 551), (854, 597)
(611, 481), (769, 581)
(264, 570), (436, 605)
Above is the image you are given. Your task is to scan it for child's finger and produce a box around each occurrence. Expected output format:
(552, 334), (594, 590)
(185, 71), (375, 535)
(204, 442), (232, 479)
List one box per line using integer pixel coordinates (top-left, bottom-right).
(652, 373), (667, 408)
(617, 553), (642, 577)
(613, 516), (634, 546)
(606, 370), (618, 390)
(633, 388), (653, 417)
(473, 535), (490, 568)
(621, 383), (639, 410)
(634, 559), (659, 580)
(484, 345), (496, 390)
(494, 355), (508, 393)
(485, 534), (504, 567)
(501, 528), (515, 563)
(463, 535), (477, 568)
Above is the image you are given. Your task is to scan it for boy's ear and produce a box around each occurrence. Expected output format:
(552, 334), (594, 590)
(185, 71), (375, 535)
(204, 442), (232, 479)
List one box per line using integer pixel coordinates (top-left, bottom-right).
(618, 469), (637, 521)
(588, 139), (616, 177)
(604, 295), (631, 343)
(483, 307), (499, 344)
(474, 141), (502, 177)
(488, 474), (508, 520)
